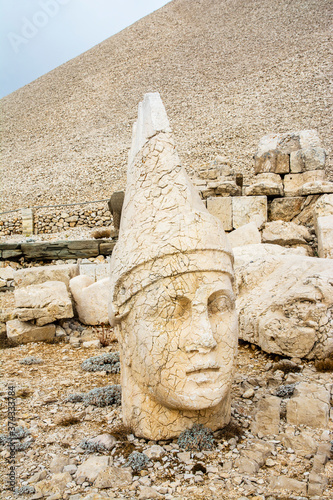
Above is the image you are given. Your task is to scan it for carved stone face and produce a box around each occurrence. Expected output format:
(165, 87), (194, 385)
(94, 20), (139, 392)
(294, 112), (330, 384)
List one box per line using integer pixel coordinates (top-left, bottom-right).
(119, 270), (238, 411)
(257, 278), (333, 358)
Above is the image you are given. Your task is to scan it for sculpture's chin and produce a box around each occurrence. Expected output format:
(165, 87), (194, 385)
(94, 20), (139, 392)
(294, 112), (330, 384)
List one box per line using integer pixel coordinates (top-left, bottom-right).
(151, 386), (229, 412)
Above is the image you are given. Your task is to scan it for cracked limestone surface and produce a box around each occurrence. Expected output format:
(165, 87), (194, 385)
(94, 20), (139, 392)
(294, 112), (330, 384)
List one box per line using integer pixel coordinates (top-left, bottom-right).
(234, 248), (333, 360)
(109, 93), (238, 440)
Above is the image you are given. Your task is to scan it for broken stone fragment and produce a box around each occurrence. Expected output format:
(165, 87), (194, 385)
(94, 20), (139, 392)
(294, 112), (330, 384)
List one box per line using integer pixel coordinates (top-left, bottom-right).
(244, 173), (284, 196)
(251, 396), (280, 436)
(269, 476), (307, 495)
(75, 455), (110, 483)
(313, 193), (333, 226)
(14, 281), (73, 326)
(94, 466), (132, 489)
(6, 319), (56, 344)
(14, 264), (79, 290)
(206, 197), (232, 231)
(69, 275), (110, 325)
(268, 196), (304, 222)
(34, 472), (72, 497)
(227, 222), (261, 248)
(290, 147), (326, 173)
(280, 431), (318, 457)
(254, 151), (289, 174)
(316, 215), (333, 258)
(286, 382), (330, 428)
(284, 170), (333, 197)
(261, 220), (312, 246)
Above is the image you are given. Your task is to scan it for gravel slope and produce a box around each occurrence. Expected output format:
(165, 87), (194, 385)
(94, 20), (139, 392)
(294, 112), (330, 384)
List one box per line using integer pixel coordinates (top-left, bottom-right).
(1, 0), (332, 210)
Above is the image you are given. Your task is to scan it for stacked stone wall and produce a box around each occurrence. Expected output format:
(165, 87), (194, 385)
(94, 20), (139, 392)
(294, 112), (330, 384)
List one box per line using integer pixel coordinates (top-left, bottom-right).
(0, 201), (111, 236)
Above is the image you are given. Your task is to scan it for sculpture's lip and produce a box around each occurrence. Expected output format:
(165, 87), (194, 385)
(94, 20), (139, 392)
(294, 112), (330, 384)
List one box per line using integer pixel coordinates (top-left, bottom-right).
(186, 363), (220, 375)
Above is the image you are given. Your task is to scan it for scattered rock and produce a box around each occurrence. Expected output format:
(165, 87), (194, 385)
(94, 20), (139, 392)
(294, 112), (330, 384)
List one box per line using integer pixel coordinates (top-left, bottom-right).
(75, 456), (110, 483)
(14, 281), (73, 326)
(251, 396), (280, 436)
(94, 466), (132, 489)
(6, 319), (56, 344)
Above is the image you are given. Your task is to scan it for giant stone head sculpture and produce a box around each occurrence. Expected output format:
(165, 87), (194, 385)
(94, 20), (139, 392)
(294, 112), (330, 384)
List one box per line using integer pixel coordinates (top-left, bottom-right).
(109, 93), (238, 440)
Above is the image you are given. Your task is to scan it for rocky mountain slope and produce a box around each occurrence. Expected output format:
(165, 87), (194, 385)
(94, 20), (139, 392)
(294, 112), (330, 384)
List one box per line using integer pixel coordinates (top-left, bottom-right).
(1, 0), (332, 210)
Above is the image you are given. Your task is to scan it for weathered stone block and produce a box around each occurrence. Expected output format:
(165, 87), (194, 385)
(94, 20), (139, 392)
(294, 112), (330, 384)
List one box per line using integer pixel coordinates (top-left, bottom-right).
(75, 456), (110, 483)
(313, 194), (333, 227)
(254, 151), (289, 174)
(0, 267), (15, 280)
(268, 197), (304, 222)
(21, 208), (34, 235)
(15, 281), (73, 326)
(6, 319), (55, 344)
(70, 275), (110, 325)
(215, 179), (241, 197)
(316, 215), (333, 258)
(251, 396), (280, 436)
(269, 476), (306, 494)
(94, 466), (132, 489)
(99, 240), (116, 255)
(1, 248), (23, 260)
(280, 431), (318, 457)
(244, 173), (284, 196)
(290, 147), (326, 173)
(227, 222), (261, 248)
(286, 382), (330, 428)
(299, 129), (322, 149)
(14, 264), (79, 289)
(232, 196), (267, 229)
(207, 197), (232, 231)
(262, 221), (311, 246)
(284, 170), (333, 197)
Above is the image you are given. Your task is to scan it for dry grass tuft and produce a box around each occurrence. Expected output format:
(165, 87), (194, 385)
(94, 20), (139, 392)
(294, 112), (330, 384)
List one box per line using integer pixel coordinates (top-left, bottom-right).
(91, 227), (111, 239)
(55, 415), (81, 426)
(315, 358), (333, 372)
(97, 324), (116, 347)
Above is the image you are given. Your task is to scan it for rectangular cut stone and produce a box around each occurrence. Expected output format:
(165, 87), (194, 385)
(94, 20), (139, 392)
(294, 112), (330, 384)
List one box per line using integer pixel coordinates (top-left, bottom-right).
(21, 208), (34, 235)
(99, 241), (116, 255)
(268, 197), (304, 222)
(316, 215), (333, 258)
(232, 196), (267, 229)
(254, 151), (289, 174)
(79, 263), (97, 280)
(21, 241), (100, 260)
(96, 264), (109, 281)
(244, 173), (283, 197)
(15, 281), (73, 326)
(313, 194), (333, 232)
(207, 197), (232, 231)
(284, 170), (330, 196)
(6, 319), (55, 344)
(275, 151), (290, 173)
(290, 148), (326, 173)
(14, 264), (79, 289)
(1, 249), (23, 259)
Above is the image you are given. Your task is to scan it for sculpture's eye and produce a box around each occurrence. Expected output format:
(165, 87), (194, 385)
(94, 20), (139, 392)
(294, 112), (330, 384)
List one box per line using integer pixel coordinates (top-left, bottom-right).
(208, 292), (234, 316)
(283, 299), (317, 320)
(159, 296), (191, 320)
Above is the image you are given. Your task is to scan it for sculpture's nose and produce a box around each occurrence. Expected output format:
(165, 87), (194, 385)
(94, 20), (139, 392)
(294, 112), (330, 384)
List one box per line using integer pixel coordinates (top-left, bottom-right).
(185, 304), (217, 353)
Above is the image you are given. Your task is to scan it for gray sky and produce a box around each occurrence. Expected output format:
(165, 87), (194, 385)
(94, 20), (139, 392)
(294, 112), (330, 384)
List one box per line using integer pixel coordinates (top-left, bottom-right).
(0, 0), (170, 98)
